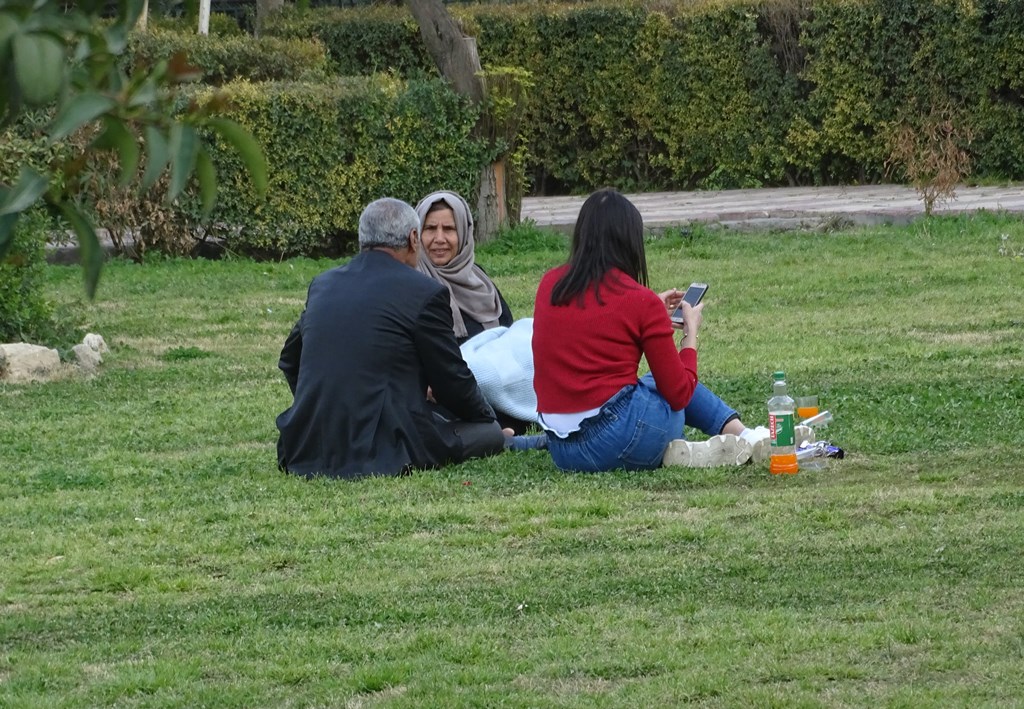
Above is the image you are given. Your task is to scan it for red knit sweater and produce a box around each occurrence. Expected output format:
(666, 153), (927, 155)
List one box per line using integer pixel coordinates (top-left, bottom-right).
(532, 265), (698, 413)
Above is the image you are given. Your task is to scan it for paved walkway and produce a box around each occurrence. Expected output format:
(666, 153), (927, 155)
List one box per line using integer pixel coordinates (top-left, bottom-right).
(46, 183), (1024, 263)
(520, 184), (1024, 232)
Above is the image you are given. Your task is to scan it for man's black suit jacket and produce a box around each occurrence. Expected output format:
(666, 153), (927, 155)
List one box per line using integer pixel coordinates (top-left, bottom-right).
(276, 250), (498, 479)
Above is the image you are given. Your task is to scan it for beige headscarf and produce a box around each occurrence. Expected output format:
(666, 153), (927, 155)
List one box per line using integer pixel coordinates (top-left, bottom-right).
(415, 191), (503, 339)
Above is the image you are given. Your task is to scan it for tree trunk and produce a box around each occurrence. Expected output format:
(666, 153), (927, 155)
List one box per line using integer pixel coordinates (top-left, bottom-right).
(406, 0), (484, 104)
(476, 159), (507, 241)
(406, 0), (507, 242)
(198, 0), (210, 35)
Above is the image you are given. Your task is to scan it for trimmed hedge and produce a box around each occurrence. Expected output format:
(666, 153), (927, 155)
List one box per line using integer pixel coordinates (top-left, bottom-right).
(264, 0), (1024, 190)
(0, 208), (53, 344)
(976, 0), (1024, 178)
(487, 0), (1023, 188)
(0, 119), (66, 193)
(128, 27), (331, 85)
(264, 6), (430, 77)
(149, 12), (245, 36)
(789, 0), (988, 184)
(477, 4), (796, 191)
(178, 76), (488, 256)
(1, 128), (61, 343)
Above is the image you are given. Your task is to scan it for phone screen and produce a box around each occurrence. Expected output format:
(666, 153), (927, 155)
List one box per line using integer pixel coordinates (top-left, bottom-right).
(671, 283), (709, 321)
(683, 283), (708, 306)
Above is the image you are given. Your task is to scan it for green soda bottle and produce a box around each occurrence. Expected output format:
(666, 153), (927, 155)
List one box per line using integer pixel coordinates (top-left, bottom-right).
(768, 371), (798, 474)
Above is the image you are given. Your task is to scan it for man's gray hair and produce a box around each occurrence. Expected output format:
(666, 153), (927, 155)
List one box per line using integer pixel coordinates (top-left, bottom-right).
(358, 197), (420, 250)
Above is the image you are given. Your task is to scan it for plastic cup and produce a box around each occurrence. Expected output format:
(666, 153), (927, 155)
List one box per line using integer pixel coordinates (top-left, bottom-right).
(796, 395), (819, 421)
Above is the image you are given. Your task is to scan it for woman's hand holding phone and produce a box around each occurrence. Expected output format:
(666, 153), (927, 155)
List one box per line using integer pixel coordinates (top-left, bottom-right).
(669, 282), (708, 343)
(676, 301), (703, 339)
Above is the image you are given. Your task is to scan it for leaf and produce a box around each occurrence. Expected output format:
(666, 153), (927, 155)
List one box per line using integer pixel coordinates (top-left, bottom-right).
(0, 168), (48, 216)
(56, 201), (103, 300)
(72, 33), (92, 63)
(93, 118), (140, 186)
(208, 118), (268, 198)
(141, 125), (170, 191)
(12, 32), (65, 106)
(127, 76), (158, 109)
(119, 0), (147, 33)
(167, 121), (199, 202)
(195, 148), (218, 218)
(103, 23), (128, 55)
(49, 91), (116, 142)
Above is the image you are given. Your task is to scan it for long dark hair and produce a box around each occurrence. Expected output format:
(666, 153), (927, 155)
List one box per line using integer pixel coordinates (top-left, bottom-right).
(550, 188), (648, 306)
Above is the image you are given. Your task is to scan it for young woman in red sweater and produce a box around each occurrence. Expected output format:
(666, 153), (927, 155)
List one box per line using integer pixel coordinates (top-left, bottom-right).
(532, 188), (766, 472)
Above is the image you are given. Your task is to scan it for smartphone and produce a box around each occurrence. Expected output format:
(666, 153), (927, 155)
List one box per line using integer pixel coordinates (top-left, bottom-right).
(670, 283), (709, 324)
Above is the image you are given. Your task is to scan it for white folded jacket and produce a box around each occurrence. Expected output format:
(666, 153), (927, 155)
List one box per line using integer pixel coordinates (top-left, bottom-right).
(459, 318), (539, 423)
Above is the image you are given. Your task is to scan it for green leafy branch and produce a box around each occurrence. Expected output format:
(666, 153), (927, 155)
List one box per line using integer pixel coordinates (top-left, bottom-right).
(0, 0), (267, 297)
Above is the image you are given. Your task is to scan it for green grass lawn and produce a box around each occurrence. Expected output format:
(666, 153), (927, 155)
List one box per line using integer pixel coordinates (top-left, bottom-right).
(2, 213), (1023, 707)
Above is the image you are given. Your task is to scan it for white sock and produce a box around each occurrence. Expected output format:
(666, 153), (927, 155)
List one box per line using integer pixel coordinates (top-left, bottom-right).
(739, 426), (769, 444)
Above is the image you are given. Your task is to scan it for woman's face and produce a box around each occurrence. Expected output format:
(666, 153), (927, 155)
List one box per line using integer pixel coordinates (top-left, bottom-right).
(420, 207), (460, 267)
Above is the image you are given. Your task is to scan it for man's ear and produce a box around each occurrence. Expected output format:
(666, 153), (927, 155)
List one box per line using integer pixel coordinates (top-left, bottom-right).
(405, 228), (420, 266)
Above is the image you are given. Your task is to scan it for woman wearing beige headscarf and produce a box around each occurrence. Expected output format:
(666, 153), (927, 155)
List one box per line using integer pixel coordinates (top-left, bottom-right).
(415, 191), (513, 343)
(415, 190), (536, 436)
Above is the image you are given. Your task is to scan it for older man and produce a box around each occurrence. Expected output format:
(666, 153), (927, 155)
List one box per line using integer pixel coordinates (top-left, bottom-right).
(276, 197), (507, 479)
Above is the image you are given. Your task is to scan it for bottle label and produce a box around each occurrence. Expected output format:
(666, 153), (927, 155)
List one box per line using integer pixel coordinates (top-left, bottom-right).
(769, 412), (795, 447)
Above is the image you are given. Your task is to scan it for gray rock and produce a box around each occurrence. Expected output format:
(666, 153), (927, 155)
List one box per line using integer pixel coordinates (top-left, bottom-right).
(0, 343), (62, 383)
(72, 343), (102, 374)
(83, 333), (109, 354)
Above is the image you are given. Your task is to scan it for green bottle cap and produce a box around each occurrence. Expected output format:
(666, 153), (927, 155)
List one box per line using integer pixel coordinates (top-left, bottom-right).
(773, 371), (785, 380)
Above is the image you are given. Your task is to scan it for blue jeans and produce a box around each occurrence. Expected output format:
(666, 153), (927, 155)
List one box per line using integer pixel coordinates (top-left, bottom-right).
(546, 374), (737, 472)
